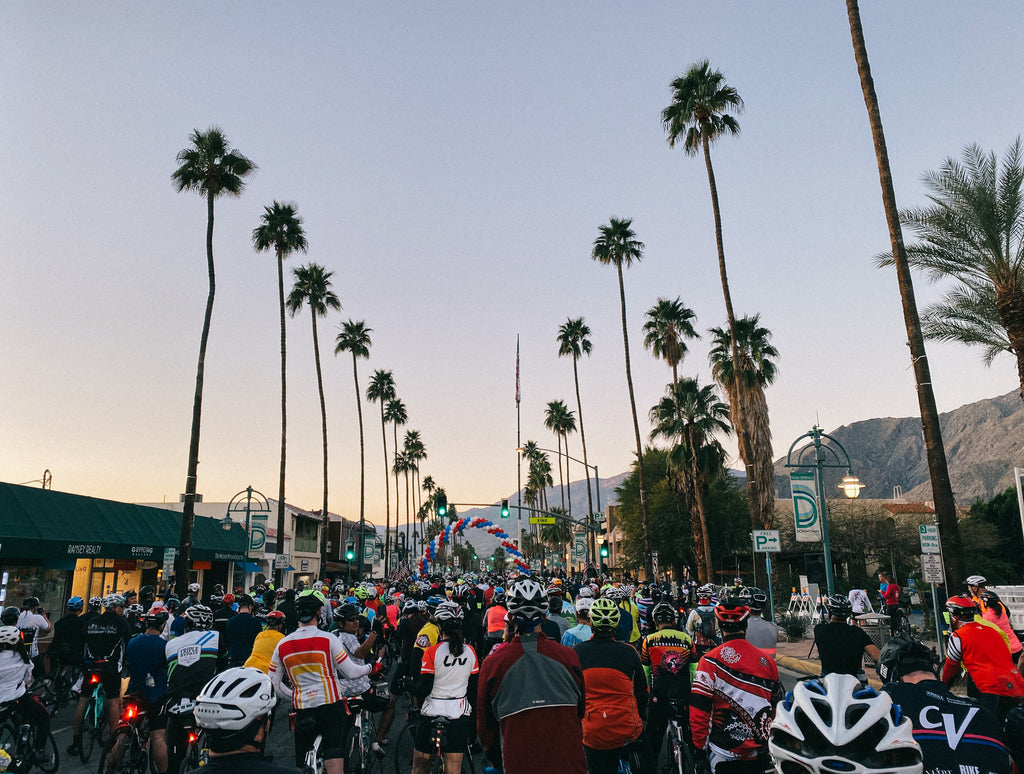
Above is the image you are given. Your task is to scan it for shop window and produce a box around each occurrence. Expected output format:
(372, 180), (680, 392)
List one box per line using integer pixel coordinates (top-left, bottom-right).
(294, 517), (319, 553)
(1, 567), (67, 619)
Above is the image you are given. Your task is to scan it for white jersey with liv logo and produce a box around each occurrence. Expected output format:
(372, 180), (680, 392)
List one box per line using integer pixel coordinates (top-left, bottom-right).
(420, 640), (479, 719)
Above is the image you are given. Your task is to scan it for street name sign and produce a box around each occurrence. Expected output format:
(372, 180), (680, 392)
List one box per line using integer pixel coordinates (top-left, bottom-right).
(529, 516), (555, 525)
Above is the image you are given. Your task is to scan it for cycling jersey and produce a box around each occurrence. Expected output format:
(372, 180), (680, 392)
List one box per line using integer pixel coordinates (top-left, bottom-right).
(16, 611), (50, 659)
(244, 629), (284, 674)
(420, 640), (479, 719)
(562, 623), (593, 649)
(744, 617), (777, 658)
(413, 621), (440, 652)
(484, 605), (507, 637)
(814, 621), (872, 677)
(334, 630), (371, 697)
(883, 680), (1010, 774)
(48, 613), (85, 666)
(126, 632), (168, 703)
(574, 635), (647, 750)
(84, 610), (131, 667)
(690, 636), (783, 765)
(269, 624), (371, 709)
(641, 627), (693, 699)
(942, 622), (1024, 697)
(165, 629), (220, 701)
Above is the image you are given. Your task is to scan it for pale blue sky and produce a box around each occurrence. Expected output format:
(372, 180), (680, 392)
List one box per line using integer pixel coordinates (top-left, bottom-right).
(2, 3), (1022, 525)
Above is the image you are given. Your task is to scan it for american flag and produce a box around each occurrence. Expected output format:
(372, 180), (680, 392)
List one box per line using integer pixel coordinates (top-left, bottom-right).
(390, 562), (412, 582)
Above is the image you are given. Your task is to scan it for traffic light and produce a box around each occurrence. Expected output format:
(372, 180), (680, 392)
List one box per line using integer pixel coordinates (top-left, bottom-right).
(599, 542), (609, 559)
(436, 492), (448, 518)
(500, 499), (509, 518)
(346, 542), (355, 561)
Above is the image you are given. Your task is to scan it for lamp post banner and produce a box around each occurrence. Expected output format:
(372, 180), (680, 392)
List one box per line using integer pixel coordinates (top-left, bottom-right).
(249, 512), (267, 558)
(791, 470), (822, 542)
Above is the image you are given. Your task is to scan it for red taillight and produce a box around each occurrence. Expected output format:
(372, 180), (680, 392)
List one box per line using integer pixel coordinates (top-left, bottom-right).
(124, 705), (137, 720)
(90, 674), (100, 684)
(188, 732), (198, 744)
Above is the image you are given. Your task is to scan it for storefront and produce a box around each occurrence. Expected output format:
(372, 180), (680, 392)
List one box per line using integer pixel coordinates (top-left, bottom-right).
(0, 482), (245, 615)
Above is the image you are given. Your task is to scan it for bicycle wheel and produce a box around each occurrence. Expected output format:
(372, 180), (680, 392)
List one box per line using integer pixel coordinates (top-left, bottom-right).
(361, 718), (384, 774)
(0, 721), (19, 769)
(33, 731), (60, 774)
(98, 727), (133, 774)
(81, 696), (99, 763)
(460, 745), (476, 774)
(344, 724), (362, 774)
(392, 723), (417, 774)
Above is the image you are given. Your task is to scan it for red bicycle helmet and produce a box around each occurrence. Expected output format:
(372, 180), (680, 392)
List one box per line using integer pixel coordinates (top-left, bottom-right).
(714, 597), (751, 631)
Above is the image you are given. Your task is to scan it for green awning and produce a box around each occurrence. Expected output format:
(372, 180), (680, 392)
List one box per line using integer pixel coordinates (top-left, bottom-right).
(0, 482), (245, 562)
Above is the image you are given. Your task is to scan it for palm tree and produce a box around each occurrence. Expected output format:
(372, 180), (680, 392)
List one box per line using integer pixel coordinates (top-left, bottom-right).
(845, 0), (964, 583)
(540, 507), (573, 570)
(557, 317), (597, 560)
(286, 263), (341, 574)
(403, 430), (426, 540)
(366, 369), (396, 574)
(543, 400), (576, 512)
(385, 398), (408, 555)
(171, 127), (254, 587)
(878, 140), (1024, 402)
(421, 475), (436, 533)
(253, 201), (308, 584)
(335, 319), (372, 579)
(661, 61), (757, 540)
(643, 297), (699, 394)
(392, 449), (412, 557)
(592, 217), (653, 576)
(708, 315), (779, 531)
(650, 378), (731, 582)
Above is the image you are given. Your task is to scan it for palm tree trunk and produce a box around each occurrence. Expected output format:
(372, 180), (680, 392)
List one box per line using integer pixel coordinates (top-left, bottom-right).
(380, 406), (390, 577)
(311, 310), (330, 577)
(688, 428), (713, 582)
(393, 423), (401, 561)
(572, 355), (597, 566)
(176, 192), (216, 589)
(994, 284), (1024, 403)
(616, 262), (653, 577)
(404, 469), (411, 560)
(276, 249), (288, 586)
(353, 354), (366, 581)
(846, 0), (964, 583)
(564, 432), (573, 524)
(701, 133), (759, 534)
(557, 434), (566, 512)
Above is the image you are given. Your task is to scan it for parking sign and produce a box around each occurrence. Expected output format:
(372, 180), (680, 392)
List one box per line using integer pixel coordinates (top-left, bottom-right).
(753, 530), (781, 553)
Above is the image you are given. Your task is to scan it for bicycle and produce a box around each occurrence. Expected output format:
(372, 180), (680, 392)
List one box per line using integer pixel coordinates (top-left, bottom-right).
(96, 697), (151, 774)
(81, 664), (111, 764)
(392, 713), (476, 774)
(343, 693), (385, 774)
(177, 714), (207, 774)
(660, 700), (694, 774)
(34, 662), (82, 718)
(0, 699), (59, 774)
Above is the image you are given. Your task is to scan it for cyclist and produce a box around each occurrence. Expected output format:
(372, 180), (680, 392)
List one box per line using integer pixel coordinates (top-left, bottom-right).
(0, 625), (51, 760)
(545, 585), (572, 638)
(686, 584), (721, 676)
(977, 589), (1023, 668)
(164, 604), (220, 774)
(561, 597), (593, 648)
(48, 595), (86, 673)
(477, 577), (587, 774)
(411, 597), (444, 678)
(769, 672), (923, 774)
(740, 588), (777, 660)
(124, 609), (170, 774)
(16, 596), (50, 678)
(941, 596), (1024, 721)
(608, 585), (641, 648)
(243, 610), (286, 674)
(878, 635), (1011, 774)
(452, 584), (484, 657)
(334, 603), (392, 755)
(180, 583), (202, 612)
(574, 597), (649, 773)
(194, 667), (292, 774)
(814, 594), (880, 679)
(690, 598), (783, 773)
(225, 595), (263, 667)
(0, 607), (20, 627)
(269, 590), (379, 774)
(641, 601), (694, 766)
(68, 592), (131, 756)
(393, 600), (426, 695)
(412, 601), (479, 774)
(482, 586), (507, 657)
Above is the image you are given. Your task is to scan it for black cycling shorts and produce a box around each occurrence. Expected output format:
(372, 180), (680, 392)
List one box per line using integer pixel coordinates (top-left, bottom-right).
(414, 714), (472, 755)
(294, 702), (351, 765)
(84, 662), (121, 699)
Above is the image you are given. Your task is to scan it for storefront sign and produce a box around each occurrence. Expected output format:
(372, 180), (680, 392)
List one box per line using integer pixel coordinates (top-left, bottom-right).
(249, 512), (268, 558)
(790, 471), (822, 542)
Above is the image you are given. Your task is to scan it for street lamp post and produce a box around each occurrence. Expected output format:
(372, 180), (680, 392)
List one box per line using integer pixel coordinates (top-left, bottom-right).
(221, 486), (270, 588)
(517, 446), (601, 569)
(785, 426), (863, 597)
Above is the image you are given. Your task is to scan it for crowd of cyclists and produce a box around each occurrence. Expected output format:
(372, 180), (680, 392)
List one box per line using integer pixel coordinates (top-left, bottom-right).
(0, 569), (1022, 774)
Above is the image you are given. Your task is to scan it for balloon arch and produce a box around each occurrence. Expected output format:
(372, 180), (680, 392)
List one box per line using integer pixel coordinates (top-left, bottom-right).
(417, 516), (531, 577)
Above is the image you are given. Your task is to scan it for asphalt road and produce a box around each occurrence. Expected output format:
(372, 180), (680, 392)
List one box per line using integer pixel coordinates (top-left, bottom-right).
(43, 666), (807, 774)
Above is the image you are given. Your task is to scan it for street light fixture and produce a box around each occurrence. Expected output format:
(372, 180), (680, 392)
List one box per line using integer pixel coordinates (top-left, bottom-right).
(219, 486), (270, 587)
(785, 426), (863, 597)
(516, 445), (602, 568)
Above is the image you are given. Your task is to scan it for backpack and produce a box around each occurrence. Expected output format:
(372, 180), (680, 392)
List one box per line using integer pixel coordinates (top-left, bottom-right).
(694, 607), (719, 648)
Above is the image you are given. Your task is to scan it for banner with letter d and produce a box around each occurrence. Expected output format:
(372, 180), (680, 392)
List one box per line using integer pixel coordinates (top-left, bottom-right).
(790, 470), (822, 542)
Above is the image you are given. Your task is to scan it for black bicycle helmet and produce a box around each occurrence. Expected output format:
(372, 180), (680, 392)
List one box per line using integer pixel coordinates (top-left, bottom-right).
(507, 578), (548, 622)
(0, 607), (19, 626)
(823, 594), (853, 619)
(739, 587), (767, 613)
(651, 601), (678, 624)
(877, 635), (935, 683)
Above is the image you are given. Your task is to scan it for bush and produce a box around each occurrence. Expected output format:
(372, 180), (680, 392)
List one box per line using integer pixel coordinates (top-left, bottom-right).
(779, 613), (809, 641)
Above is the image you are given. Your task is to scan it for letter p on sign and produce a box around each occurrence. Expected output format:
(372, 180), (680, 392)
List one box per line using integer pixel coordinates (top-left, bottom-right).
(753, 530), (781, 553)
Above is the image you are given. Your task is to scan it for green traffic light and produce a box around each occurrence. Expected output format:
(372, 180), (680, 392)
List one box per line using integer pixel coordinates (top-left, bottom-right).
(500, 499), (510, 518)
(599, 543), (609, 558)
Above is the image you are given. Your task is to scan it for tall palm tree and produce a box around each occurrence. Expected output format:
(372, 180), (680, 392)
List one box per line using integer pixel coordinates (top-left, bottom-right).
(661, 61), (757, 538)
(879, 140), (1024, 402)
(557, 317), (597, 560)
(403, 430), (426, 539)
(335, 319), (372, 578)
(540, 507), (573, 570)
(286, 263), (341, 574)
(543, 400), (575, 512)
(253, 201), (308, 584)
(650, 378), (731, 582)
(421, 475), (436, 533)
(385, 398), (408, 555)
(171, 127), (254, 587)
(845, 0), (964, 583)
(643, 297), (699, 394)
(592, 217), (653, 576)
(366, 369), (396, 574)
(708, 315), (779, 531)
(392, 449), (412, 556)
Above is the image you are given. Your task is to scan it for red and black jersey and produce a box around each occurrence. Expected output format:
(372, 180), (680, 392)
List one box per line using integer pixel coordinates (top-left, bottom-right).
(689, 636), (783, 762)
(574, 635), (648, 750)
(641, 627), (693, 700)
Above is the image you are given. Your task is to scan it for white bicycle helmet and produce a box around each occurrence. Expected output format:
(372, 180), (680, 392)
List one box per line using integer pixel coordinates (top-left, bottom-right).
(434, 601), (464, 622)
(965, 574), (987, 586)
(507, 578), (548, 622)
(188, 582), (201, 593)
(195, 667), (276, 731)
(104, 593), (126, 609)
(574, 597), (594, 615)
(183, 604), (214, 630)
(0, 626), (21, 646)
(770, 673), (922, 774)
